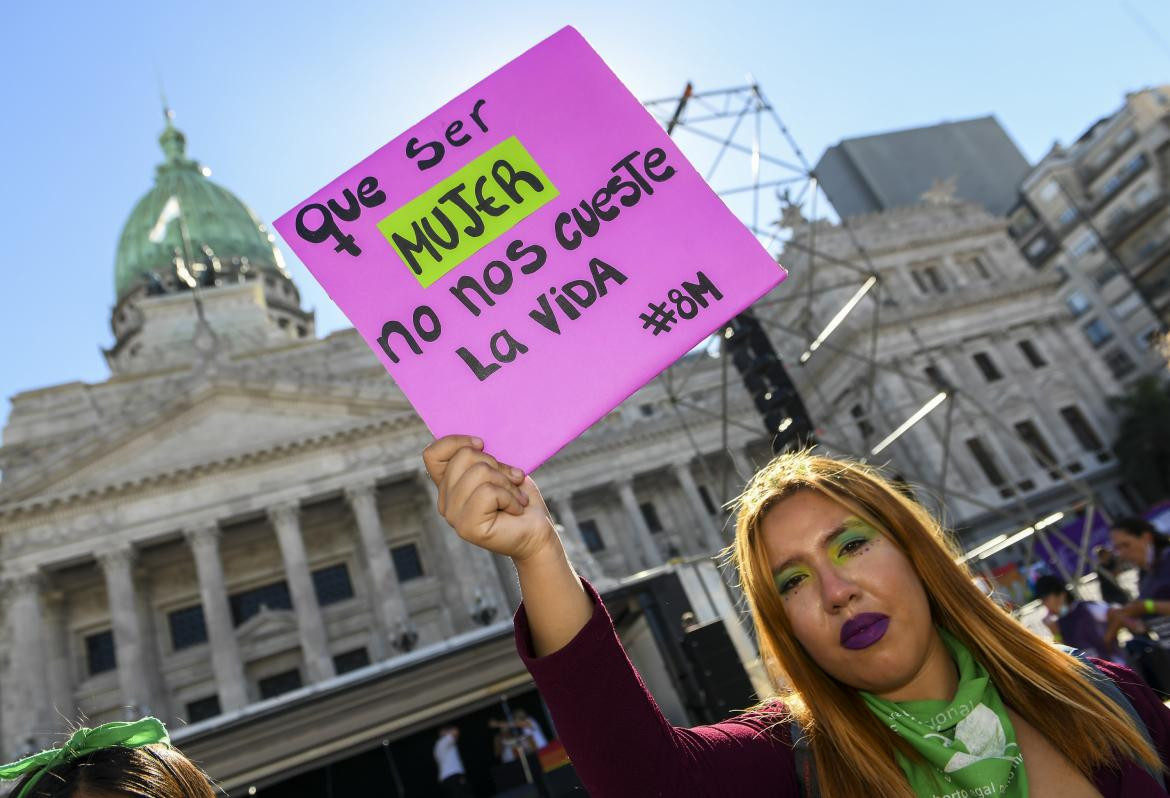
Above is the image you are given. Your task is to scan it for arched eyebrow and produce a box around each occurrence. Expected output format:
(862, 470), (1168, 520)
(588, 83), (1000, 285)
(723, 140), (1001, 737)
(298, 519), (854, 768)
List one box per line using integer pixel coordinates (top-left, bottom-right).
(770, 517), (867, 575)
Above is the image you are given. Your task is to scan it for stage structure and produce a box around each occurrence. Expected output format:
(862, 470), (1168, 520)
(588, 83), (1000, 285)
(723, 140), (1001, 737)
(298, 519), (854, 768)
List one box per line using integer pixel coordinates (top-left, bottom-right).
(644, 82), (1129, 596)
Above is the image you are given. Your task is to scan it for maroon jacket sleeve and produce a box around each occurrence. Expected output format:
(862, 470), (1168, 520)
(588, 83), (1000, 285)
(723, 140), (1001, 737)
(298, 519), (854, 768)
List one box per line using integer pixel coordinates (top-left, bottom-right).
(513, 579), (797, 797)
(1091, 658), (1170, 768)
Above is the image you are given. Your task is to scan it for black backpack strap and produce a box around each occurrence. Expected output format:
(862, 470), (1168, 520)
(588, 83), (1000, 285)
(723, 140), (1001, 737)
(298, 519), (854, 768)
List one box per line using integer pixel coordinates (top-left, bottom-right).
(1061, 645), (1166, 788)
(788, 717), (820, 798)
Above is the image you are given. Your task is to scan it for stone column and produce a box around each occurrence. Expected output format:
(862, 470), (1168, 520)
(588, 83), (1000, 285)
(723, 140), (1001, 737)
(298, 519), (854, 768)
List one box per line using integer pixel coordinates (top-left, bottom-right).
(616, 478), (662, 568)
(42, 590), (75, 728)
(672, 461), (724, 553)
(96, 545), (157, 717)
(545, 494), (604, 584)
(184, 524), (248, 711)
(268, 503), (334, 683)
(417, 476), (506, 629)
(727, 446), (756, 490)
(345, 483), (409, 658)
(3, 570), (49, 754)
(492, 554), (523, 616)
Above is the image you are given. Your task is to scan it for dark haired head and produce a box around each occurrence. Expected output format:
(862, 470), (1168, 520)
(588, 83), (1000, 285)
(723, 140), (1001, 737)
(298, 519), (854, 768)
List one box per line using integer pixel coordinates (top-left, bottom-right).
(1110, 516), (1159, 539)
(1112, 517), (1169, 555)
(13, 744), (216, 798)
(1109, 516), (1169, 570)
(1033, 574), (1072, 602)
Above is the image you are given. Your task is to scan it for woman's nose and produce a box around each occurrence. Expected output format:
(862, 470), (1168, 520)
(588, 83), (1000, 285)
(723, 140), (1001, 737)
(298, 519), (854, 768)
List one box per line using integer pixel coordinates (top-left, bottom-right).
(819, 567), (861, 611)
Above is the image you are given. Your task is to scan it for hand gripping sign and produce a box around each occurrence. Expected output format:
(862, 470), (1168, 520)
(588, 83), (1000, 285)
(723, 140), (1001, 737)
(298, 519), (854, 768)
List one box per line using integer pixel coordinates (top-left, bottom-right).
(274, 27), (786, 473)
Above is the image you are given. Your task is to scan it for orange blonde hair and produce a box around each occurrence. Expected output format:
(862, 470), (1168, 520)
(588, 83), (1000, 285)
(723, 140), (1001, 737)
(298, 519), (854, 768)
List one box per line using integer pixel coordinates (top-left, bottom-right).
(731, 450), (1159, 798)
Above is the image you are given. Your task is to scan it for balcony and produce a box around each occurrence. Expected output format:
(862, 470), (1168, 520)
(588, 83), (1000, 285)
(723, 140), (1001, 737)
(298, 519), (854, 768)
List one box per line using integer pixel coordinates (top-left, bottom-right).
(1103, 194), (1170, 248)
(1091, 154), (1149, 213)
(1077, 125), (1138, 184)
(1134, 238), (1170, 311)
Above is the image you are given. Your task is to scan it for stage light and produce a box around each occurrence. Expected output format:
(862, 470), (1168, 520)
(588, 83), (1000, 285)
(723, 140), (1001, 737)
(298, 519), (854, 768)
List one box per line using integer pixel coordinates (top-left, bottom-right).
(799, 275), (877, 363)
(870, 391), (947, 455)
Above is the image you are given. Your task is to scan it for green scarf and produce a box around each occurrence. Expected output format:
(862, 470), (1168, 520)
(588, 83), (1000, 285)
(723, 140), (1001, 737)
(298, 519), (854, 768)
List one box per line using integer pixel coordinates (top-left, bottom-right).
(861, 630), (1027, 798)
(0, 717), (170, 798)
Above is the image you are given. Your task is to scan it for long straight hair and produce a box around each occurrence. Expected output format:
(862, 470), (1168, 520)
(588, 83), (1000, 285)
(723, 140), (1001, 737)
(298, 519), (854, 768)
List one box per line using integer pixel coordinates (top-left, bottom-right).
(731, 451), (1160, 798)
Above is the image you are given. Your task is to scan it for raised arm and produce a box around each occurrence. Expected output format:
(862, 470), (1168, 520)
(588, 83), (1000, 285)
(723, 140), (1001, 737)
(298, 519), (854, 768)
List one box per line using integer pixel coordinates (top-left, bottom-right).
(421, 435), (591, 655)
(422, 436), (798, 797)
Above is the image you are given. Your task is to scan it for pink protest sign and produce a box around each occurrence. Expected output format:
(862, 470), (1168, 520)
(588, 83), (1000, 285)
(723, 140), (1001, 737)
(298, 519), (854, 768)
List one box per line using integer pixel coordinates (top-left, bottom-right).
(274, 27), (785, 472)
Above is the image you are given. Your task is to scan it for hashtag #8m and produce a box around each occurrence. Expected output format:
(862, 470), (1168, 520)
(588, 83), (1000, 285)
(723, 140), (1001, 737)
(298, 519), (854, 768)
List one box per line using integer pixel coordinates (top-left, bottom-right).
(638, 270), (724, 336)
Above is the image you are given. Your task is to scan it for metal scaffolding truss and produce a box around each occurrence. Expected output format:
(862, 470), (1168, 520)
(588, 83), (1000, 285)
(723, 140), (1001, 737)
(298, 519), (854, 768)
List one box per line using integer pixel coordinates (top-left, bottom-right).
(643, 82), (1108, 594)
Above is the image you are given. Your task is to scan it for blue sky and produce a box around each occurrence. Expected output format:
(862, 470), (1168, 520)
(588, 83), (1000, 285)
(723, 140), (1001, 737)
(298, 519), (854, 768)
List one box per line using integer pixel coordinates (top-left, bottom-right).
(2, 0), (1168, 431)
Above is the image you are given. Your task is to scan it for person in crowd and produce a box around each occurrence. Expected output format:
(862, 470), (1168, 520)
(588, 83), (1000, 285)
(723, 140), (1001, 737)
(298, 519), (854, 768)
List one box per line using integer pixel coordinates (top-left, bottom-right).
(424, 435), (1170, 797)
(1094, 544), (1132, 605)
(1105, 517), (1170, 644)
(490, 719), (514, 764)
(0, 717), (217, 798)
(1033, 574), (1125, 663)
(433, 725), (473, 798)
(509, 710), (548, 753)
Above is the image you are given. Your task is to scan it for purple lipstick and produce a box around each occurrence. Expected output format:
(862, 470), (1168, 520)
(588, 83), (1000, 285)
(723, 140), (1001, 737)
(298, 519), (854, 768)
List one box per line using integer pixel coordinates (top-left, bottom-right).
(840, 613), (889, 650)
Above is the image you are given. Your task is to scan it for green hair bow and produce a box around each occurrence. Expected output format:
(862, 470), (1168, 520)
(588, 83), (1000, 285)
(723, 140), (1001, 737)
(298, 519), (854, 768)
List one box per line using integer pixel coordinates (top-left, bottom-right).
(0, 717), (170, 798)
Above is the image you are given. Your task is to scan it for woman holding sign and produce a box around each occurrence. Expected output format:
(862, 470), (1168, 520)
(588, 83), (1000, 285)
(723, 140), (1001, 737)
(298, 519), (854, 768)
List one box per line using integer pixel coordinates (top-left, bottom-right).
(423, 436), (1170, 797)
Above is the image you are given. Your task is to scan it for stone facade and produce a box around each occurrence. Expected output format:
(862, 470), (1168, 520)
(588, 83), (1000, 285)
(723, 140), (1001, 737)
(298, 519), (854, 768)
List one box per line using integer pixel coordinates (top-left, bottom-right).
(1008, 85), (1170, 381)
(767, 196), (1140, 548)
(0, 290), (759, 761)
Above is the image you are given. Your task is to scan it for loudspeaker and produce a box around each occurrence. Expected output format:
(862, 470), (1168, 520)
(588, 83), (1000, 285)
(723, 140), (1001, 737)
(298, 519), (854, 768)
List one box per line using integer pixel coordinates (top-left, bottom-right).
(681, 620), (757, 721)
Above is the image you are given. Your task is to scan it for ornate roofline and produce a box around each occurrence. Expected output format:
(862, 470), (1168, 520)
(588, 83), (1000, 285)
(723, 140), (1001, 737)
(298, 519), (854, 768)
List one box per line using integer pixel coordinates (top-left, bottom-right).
(0, 413), (421, 524)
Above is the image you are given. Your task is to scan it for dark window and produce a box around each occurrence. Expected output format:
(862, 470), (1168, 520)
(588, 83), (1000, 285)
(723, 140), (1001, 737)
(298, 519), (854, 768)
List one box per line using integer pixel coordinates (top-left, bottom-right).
(168, 605), (208, 650)
(1091, 264), (1119, 287)
(849, 404), (875, 438)
(312, 564), (354, 606)
(229, 581), (292, 627)
(967, 256), (991, 280)
(1083, 318), (1114, 347)
(258, 669), (302, 700)
(966, 438), (1008, 488)
(333, 647), (371, 675)
(578, 519), (605, 553)
(639, 403), (655, 417)
(924, 365), (948, 389)
(1018, 340), (1046, 368)
(697, 485), (717, 516)
(1103, 347), (1137, 379)
(1014, 421), (1059, 476)
(640, 502), (664, 533)
(1060, 406), (1104, 452)
(185, 695), (221, 723)
(923, 266), (946, 292)
(972, 352), (1003, 381)
(391, 544), (424, 582)
(86, 630), (116, 676)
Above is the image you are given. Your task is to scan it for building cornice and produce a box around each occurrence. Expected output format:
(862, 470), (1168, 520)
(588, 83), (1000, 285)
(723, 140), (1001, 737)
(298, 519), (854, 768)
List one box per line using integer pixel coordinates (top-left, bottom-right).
(0, 414), (420, 525)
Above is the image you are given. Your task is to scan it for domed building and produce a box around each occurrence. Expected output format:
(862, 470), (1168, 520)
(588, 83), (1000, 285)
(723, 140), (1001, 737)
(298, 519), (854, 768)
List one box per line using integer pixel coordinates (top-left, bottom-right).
(0, 116), (759, 795)
(106, 114), (314, 374)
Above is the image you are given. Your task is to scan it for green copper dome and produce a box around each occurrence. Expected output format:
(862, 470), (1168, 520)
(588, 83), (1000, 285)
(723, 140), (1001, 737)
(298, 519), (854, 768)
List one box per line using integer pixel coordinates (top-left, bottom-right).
(114, 117), (287, 301)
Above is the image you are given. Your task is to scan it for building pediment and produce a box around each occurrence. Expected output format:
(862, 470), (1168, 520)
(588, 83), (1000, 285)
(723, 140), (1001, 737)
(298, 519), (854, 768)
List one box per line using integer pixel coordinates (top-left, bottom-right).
(1, 379), (414, 504)
(236, 607), (298, 645)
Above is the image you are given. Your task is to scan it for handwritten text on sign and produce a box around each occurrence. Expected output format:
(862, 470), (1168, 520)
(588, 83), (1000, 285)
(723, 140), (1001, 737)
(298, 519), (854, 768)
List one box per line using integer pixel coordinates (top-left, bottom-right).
(274, 27), (785, 472)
